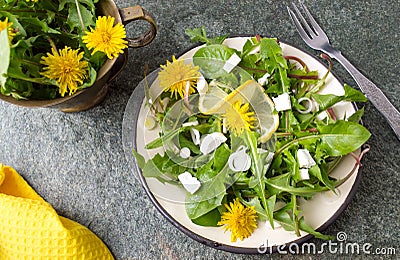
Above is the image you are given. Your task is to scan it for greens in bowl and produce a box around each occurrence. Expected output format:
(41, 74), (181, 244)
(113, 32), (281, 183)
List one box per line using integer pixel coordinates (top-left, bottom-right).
(132, 28), (371, 247)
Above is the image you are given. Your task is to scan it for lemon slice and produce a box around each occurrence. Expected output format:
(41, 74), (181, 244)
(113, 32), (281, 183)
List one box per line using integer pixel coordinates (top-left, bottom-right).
(198, 83), (228, 114)
(199, 79), (279, 142)
(225, 80), (279, 142)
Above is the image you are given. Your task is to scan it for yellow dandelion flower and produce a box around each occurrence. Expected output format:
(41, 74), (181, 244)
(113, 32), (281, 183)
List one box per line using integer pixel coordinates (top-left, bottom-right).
(40, 47), (89, 97)
(25, 0), (38, 2)
(223, 101), (257, 136)
(158, 55), (201, 99)
(218, 198), (258, 242)
(82, 16), (128, 59)
(0, 17), (16, 43)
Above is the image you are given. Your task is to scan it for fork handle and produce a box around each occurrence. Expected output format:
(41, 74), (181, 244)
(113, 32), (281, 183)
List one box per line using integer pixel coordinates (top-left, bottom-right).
(324, 47), (400, 140)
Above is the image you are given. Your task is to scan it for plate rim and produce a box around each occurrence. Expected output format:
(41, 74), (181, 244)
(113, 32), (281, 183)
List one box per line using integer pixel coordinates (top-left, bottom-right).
(122, 35), (364, 254)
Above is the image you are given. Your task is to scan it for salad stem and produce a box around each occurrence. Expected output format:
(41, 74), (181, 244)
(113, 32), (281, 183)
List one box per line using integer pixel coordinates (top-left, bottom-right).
(292, 194), (300, 236)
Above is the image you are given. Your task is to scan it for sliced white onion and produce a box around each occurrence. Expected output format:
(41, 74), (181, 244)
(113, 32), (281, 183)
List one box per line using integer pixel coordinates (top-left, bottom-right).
(296, 97), (313, 114)
(179, 147), (191, 159)
(228, 146), (251, 172)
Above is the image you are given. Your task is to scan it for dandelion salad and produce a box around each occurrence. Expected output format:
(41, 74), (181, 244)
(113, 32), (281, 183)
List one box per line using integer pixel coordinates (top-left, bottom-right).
(133, 28), (371, 242)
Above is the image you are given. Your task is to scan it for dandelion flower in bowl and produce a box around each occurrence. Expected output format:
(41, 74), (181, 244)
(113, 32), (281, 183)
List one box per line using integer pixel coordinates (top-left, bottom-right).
(40, 47), (89, 97)
(83, 16), (128, 59)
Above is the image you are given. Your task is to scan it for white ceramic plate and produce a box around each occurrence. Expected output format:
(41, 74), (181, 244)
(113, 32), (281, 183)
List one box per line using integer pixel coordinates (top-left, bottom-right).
(122, 37), (362, 253)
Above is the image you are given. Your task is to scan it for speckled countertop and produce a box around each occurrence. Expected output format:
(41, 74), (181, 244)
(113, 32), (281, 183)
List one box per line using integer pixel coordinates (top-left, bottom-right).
(1, 0), (399, 259)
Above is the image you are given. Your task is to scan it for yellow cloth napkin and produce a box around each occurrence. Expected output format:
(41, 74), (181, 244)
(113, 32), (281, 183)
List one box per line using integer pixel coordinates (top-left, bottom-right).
(0, 164), (114, 259)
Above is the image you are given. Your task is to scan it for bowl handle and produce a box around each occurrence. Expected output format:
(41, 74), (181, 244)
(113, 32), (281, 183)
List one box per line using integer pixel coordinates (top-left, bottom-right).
(119, 5), (157, 48)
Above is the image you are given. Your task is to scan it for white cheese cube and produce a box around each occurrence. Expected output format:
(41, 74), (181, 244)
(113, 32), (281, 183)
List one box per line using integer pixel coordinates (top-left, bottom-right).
(257, 73), (270, 86)
(272, 93), (292, 111)
(178, 171), (201, 194)
(179, 147), (191, 159)
(223, 53), (241, 73)
(297, 149), (316, 169)
(299, 168), (310, 180)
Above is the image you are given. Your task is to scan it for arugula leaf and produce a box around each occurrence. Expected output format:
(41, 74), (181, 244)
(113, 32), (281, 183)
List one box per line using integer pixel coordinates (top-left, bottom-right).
(185, 27), (228, 45)
(274, 210), (334, 240)
(308, 164), (335, 191)
(265, 172), (329, 196)
(259, 38), (290, 93)
(260, 38), (287, 70)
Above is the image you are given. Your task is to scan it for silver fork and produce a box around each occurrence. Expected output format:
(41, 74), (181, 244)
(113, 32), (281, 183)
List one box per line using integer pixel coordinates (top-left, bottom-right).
(287, 1), (400, 140)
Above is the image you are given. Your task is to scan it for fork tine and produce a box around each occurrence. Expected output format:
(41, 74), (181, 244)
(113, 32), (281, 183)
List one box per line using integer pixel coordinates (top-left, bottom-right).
(290, 2), (316, 37)
(287, 7), (312, 42)
(298, 1), (324, 36)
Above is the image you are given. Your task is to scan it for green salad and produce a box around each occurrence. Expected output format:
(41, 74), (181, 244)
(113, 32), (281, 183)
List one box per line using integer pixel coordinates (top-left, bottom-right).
(134, 27), (371, 242)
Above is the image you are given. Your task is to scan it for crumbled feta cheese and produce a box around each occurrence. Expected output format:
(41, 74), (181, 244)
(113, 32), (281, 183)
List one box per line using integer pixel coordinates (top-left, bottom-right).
(179, 147), (191, 159)
(200, 132), (227, 155)
(178, 171), (201, 194)
(190, 128), (201, 145)
(297, 149), (316, 169)
(299, 168), (310, 180)
(272, 93), (292, 111)
(223, 53), (241, 73)
(257, 73), (270, 86)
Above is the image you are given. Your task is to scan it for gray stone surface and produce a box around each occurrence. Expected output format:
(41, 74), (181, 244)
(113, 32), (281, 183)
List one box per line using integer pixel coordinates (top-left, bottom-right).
(1, 0), (399, 259)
